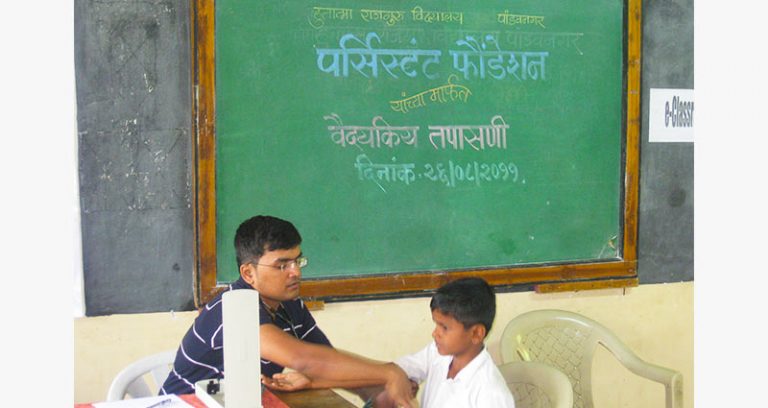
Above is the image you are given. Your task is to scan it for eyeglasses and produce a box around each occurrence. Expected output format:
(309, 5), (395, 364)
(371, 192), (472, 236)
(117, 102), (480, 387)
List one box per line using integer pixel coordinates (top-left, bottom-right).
(251, 256), (308, 272)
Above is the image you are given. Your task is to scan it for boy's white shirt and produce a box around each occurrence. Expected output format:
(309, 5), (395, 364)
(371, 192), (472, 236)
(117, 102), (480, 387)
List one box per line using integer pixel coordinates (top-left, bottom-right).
(395, 341), (516, 408)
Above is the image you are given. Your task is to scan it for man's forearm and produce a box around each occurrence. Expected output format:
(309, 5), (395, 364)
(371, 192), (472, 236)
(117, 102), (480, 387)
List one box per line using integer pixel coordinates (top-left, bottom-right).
(261, 325), (414, 407)
(289, 343), (401, 385)
(262, 325), (382, 382)
(304, 377), (384, 390)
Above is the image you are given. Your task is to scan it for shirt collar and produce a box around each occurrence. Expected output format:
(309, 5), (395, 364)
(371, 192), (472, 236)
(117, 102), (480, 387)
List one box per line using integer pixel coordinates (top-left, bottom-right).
(231, 276), (252, 290)
(453, 346), (490, 382)
(231, 277), (287, 315)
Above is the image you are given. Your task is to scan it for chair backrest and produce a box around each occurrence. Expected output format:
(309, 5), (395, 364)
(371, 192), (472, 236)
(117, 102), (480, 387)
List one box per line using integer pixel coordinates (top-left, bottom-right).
(499, 310), (682, 408)
(106, 350), (177, 401)
(499, 361), (573, 408)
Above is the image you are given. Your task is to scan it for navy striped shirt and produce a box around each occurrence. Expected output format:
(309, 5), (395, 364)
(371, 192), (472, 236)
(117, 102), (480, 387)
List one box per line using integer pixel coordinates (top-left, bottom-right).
(160, 278), (332, 395)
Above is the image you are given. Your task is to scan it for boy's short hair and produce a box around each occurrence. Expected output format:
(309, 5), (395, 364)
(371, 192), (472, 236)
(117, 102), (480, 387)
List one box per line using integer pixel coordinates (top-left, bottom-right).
(430, 277), (496, 335)
(234, 215), (302, 266)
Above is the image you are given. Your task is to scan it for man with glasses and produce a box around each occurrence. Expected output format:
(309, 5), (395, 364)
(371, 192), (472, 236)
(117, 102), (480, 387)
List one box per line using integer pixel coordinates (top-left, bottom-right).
(160, 215), (415, 407)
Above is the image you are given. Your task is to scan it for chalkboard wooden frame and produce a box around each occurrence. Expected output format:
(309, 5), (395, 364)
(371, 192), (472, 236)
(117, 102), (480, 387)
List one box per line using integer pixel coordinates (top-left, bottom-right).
(191, 0), (642, 306)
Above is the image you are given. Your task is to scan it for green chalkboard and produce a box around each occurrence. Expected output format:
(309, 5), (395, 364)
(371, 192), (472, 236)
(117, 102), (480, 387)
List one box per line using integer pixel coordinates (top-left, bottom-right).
(194, 0), (639, 301)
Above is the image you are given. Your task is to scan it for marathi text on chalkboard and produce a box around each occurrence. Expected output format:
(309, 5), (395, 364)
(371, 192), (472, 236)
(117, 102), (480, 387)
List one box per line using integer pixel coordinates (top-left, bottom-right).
(316, 32), (549, 81)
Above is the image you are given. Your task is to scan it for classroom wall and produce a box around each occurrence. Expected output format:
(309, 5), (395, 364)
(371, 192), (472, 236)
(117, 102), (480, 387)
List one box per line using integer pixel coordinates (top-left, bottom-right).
(638, 0), (694, 283)
(75, 281), (693, 407)
(74, 0), (695, 317)
(75, 0), (195, 316)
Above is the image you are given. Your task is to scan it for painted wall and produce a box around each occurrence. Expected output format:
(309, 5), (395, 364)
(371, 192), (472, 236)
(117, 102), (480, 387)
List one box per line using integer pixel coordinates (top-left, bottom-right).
(75, 281), (693, 407)
(75, 0), (695, 317)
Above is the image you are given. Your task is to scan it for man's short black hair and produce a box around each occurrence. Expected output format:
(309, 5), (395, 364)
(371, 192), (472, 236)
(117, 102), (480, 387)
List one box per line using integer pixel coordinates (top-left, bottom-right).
(234, 215), (302, 266)
(430, 277), (496, 335)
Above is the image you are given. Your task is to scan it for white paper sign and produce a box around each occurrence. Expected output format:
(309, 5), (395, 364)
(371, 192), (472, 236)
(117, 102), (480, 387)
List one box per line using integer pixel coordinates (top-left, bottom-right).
(649, 88), (694, 142)
(93, 395), (189, 408)
(222, 290), (262, 408)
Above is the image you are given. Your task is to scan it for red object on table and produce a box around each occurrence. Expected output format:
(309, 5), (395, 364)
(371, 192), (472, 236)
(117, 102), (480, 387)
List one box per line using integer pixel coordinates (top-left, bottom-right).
(75, 389), (289, 408)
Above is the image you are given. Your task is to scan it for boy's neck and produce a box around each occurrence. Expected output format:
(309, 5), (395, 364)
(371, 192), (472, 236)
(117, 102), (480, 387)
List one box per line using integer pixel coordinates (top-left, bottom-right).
(447, 344), (484, 379)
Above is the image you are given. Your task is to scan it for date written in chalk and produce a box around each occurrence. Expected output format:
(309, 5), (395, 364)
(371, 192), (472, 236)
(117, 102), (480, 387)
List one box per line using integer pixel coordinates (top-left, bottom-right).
(664, 95), (694, 128)
(354, 154), (520, 188)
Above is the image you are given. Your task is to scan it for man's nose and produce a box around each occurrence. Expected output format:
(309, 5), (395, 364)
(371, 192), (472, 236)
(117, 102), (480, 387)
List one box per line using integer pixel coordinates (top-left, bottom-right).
(288, 265), (301, 279)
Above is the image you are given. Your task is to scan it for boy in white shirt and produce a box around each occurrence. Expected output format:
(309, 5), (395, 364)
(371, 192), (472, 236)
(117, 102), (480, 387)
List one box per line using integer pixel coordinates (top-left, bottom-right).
(375, 277), (515, 408)
(263, 277), (516, 408)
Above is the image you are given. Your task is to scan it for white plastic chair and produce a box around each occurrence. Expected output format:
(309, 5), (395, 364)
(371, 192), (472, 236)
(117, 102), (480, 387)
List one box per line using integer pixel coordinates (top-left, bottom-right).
(106, 350), (177, 401)
(499, 310), (682, 408)
(499, 361), (573, 408)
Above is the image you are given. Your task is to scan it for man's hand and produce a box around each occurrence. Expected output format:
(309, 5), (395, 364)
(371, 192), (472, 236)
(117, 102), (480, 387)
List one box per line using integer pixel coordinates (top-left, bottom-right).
(261, 371), (312, 392)
(383, 364), (416, 408)
(375, 379), (419, 408)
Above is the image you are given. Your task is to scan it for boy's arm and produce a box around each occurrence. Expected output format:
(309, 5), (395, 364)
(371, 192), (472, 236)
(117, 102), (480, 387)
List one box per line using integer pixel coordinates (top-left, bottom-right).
(392, 341), (433, 383)
(260, 324), (415, 407)
(475, 387), (517, 408)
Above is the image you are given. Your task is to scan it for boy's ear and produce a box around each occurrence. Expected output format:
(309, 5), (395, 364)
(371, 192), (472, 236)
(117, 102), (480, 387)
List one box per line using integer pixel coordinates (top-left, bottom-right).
(470, 323), (487, 344)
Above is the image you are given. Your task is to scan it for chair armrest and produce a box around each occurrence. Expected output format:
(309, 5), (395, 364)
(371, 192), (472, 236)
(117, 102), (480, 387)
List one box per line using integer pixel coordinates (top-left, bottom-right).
(608, 343), (683, 408)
